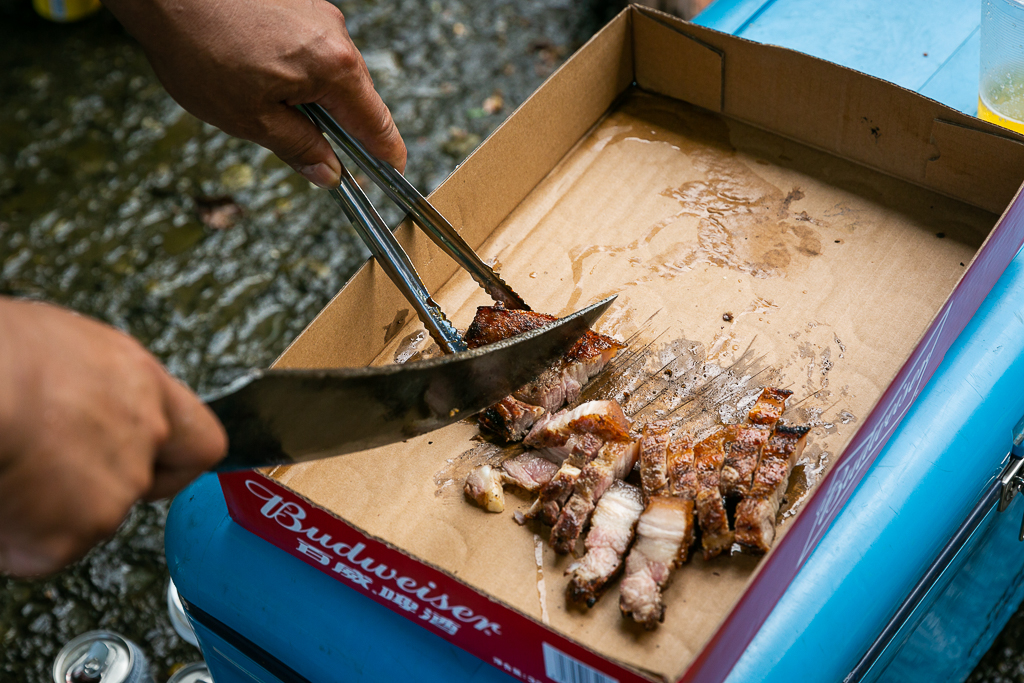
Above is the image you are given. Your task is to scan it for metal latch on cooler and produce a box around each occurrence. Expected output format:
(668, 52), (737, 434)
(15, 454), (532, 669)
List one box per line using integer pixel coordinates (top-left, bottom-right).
(997, 413), (1024, 540)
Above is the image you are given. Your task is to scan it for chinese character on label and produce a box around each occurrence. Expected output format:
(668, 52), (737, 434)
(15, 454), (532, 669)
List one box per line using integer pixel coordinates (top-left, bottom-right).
(392, 594), (419, 613)
(333, 563), (373, 589)
(379, 587), (396, 600)
(419, 608), (460, 635)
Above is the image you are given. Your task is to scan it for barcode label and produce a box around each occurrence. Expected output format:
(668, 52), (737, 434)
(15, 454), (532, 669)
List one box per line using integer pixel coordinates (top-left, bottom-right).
(542, 643), (619, 683)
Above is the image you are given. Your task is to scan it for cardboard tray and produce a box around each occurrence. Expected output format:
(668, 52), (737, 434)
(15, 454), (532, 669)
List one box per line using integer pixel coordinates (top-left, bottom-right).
(218, 7), (1024, 683)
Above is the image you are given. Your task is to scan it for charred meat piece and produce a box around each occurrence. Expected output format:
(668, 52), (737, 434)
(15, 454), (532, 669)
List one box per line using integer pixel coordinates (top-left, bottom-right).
(526, 433), (605, 524)
(524, 400), (630, 450)
(500, 452), (560, 493)
(735, 423), (810, 552)
(619, 495), (693, 628)
(515, 366), (583, 413)
(694, 430), (733, 560)
(466, 307), (624, 440)
(464, 306), (624, 367)
(665, 436), (697, 563)
(527, 463), (582, 525)
(720, 425), (771, 499)
(464, 465), (505, 513)
(551, 440), (640, 554)
(567, 481), (644, 607)
(638, 421), (672, 500)
(478, 396), (546, 443)
(746, 387), (793, 426)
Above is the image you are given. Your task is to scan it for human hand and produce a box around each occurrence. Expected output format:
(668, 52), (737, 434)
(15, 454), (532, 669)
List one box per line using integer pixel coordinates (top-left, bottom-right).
(0, 298), (227, 577)
(103, 0), (407, 188)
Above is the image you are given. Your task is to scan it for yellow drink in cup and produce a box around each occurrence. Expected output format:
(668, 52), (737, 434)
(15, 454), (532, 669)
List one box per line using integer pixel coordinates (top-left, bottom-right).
(981, 0), (1024, 134)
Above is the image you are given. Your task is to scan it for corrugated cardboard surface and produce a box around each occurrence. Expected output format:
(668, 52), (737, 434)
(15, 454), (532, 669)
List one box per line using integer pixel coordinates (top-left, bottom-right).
(261, 8), (1023, 682)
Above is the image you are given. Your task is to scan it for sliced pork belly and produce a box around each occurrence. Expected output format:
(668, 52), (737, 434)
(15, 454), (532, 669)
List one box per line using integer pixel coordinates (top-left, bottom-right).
(551, 440), (640, 555)
(527, 463), (582, 525)
(618, 495), (693, 627)
(665, 437), (697, 563)
(746, 387), (793, 426)
(464, 465), (505, 513)
(524, 400), (630, 450)
(466, 306), (625, 441)
(735, 423), (810, 552)
(500, 452), (560, 493)
(478, 396), (546, 443)
(638, 421), (672, 500)
(694, 430), (733, 560)
(720, 425), (771, 499)
(525, 433), (606, 524)
(567, 481), (644, 607)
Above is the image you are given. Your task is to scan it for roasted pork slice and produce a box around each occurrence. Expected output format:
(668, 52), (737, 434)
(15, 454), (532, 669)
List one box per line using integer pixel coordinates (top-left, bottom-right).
(720, 425), (771, 499)
(500, 452), (560, 493)
(467, 306), (625, 440)
(514, 366), (583, 413)
(746, 387), (793, 426)
(638, 421), (672, 500)
(551, 440), (640, 554)
(694, 430), (733, 560)
(527, 463), (582, 525)
(464, 306), (624, 368)
(524, 400), (630, 450)
(567, 481), (644, 607)
(464, 465), (505, 513)
(525, 433), (606, 524)
(665, 437), (697, 564)
(618, 495), (693, 628)
(478, 396), (546, 443)
(735, 423), (811, 552)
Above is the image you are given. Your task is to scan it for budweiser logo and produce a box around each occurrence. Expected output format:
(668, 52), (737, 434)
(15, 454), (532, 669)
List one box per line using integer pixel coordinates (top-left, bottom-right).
(244, 479), (502, 637)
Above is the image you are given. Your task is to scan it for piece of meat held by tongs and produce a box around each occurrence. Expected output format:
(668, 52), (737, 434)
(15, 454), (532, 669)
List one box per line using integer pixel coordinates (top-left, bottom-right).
(465, 307), (626, 441)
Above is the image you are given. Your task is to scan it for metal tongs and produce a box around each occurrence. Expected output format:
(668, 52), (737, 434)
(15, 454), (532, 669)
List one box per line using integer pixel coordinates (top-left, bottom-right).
(299, 103), (529, 353)
(203, 107), (616, 469)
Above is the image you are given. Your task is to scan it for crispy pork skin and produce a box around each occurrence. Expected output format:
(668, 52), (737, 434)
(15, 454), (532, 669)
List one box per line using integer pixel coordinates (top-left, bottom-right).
(720, 425), (771, 499)
(551, 440), (639, 554)
(524, 400), (630, 450)
(619, 496), (693, 627)
(464, 307), (624, 367)
(501, 452), (560, 493)
(665, 437), (697, 563)
(568, 481), (644, 607)
(466, 307), (625, 441)
(746, 387), (793, 426)
(464, 465), (505, 513)
(478, 396), (546, 443)
(639, 421), (672, 500)
(735, 423), (810, 552)
(694, 430), (733, 560)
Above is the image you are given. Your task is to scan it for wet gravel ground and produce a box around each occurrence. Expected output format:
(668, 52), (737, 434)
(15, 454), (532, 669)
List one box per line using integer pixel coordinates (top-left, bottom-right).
(0, 1), (616, 680)
(3, 1), (1024, 682)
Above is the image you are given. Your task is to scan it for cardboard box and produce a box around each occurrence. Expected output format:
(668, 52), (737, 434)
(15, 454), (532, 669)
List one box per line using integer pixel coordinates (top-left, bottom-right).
(219, 6), (1024, 683)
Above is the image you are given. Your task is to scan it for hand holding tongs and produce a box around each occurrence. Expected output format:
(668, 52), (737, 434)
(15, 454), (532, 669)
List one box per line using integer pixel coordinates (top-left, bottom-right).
(298, 103), (530, 354)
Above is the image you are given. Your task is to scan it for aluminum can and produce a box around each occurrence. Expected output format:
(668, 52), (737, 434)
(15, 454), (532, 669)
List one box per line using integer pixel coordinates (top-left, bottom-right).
(167, 662), (213, 683)
(32, 0), (102, 22)
(52, 630), (154, 683)
(166, 579), (199, 648)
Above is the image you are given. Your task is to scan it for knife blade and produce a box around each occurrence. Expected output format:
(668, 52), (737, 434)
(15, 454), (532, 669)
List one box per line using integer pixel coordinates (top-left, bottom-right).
(208, 296), (615, 470)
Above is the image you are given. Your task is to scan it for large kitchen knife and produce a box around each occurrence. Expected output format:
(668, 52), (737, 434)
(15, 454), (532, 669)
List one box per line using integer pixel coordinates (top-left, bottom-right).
(207, 296), (615, 470)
